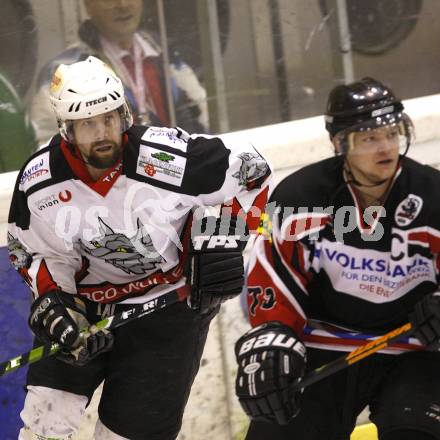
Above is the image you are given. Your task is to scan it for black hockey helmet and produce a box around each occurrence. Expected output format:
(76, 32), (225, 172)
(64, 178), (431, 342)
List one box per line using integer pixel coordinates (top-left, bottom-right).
(325, 77), (414, 155)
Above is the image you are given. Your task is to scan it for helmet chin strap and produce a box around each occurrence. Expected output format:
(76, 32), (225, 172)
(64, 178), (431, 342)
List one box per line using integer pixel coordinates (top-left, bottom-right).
(343, 163), (388, 188)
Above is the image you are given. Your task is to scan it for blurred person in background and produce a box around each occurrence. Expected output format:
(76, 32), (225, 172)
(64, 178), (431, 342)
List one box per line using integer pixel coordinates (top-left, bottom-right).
(0, 72), (37, 172)
(31, 0), (208, 145)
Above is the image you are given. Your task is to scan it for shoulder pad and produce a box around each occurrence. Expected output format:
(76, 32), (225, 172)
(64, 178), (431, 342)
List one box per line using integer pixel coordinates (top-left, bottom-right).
(142, 126), (190, 152)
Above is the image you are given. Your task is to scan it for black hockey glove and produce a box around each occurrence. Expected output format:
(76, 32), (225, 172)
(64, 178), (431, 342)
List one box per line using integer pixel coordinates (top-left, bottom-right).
(235, 321), (306, 425)
(409, 292), (440, 350)
(29, 290), (114, 366)
(186, 216), (245, 314)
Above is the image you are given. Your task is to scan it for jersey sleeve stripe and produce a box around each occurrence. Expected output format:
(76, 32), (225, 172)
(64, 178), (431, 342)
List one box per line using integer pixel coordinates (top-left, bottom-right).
(273, 237), (310, 293)
(408, 228), (440, 252)
(280, 212), (331, 241)
(253, 237), (307, 320)
(36, 260), (59, 295)
(247, 258), (307, 332)
(223, 186), (269, 233)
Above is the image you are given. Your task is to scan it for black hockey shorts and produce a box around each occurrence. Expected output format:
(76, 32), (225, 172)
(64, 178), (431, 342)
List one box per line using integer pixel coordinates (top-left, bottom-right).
(25, 295), (218, 440)
(245, 347), (440, 440)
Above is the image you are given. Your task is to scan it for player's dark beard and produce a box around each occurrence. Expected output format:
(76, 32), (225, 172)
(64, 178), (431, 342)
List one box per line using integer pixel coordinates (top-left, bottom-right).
(86, 141), (122, 169)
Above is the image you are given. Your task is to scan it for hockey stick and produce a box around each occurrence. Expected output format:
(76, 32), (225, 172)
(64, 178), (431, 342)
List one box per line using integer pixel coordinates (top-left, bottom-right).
(0, 288), (187, 377)
(294, 322), (413, 390)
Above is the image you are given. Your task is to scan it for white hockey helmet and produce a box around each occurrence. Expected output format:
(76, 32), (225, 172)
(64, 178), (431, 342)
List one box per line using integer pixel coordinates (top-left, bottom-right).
(49, 56), (133, 142)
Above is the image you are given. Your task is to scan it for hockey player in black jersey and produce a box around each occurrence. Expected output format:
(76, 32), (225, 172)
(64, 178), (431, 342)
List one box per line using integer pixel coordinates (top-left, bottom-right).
(235, 77), (440, 440)
(7, 56), (271, 439)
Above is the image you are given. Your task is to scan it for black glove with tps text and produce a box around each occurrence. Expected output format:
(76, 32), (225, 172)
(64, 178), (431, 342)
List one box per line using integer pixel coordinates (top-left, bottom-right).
(409, 292), (440, 350)
(186, 216), (245, 314)
(29, 290), (114, 366)
(235, 321), (307, 425)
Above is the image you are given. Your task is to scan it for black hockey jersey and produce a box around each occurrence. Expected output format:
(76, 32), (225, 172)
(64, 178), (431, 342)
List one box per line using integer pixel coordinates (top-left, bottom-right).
(248, 155), (440, 353)
(8, 126), (271, 304)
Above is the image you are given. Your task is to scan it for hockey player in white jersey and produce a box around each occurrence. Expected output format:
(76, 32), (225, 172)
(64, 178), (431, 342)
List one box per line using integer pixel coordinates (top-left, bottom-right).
(235, 78), (440, 439)
(8, 56), (271, 439)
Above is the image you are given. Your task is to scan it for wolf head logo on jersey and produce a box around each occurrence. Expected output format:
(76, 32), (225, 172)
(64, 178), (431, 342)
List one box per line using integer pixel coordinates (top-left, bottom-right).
(233, 152), (269, 189)
(7, 232), (32, 269)
(80, 218), (164, 275)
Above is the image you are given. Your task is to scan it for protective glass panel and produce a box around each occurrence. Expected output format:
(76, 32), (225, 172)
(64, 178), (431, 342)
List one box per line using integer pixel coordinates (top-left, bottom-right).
(1, 0), (440, 173)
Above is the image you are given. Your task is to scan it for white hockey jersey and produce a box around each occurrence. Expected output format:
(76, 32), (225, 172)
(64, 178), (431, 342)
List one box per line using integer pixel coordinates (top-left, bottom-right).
(8, 125), (271, 304)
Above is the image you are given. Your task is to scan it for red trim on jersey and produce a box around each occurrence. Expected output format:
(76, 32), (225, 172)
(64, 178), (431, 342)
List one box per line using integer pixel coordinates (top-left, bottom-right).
(36, 260), (59, 295)
(302, 333), (422, 352)
(287, 215), (330, 239)
(248, 257), (306, 334)
(89, 160), (123, 196)
(264, 239), (274, 265)
(347, 163), (401, 232)
(18, 267), (32, 288)
(276, 239), (309, 290)
(74, 257), (90, 283)
(77, 264), (185, 303)
(222, 186), (269, 233)
(408, 230), (440, 253)
(248, 187), (269, 232)
(227, 198), (244, 221)
(349, 186), (371, 231)
(60, 136), (127, 196)
(60, 140), (92, 183)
